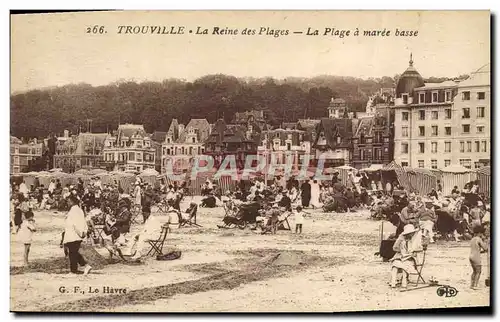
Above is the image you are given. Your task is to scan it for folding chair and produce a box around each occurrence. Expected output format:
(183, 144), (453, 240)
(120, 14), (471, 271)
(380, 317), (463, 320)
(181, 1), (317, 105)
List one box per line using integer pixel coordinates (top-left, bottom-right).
(130, 207), (142, 225)
(400, 247), (440, 292)
(179, 205), (202, 228)
(146, 224), (170, 257)
(93, 224), (106, 245)
(277, 212), (292, 231)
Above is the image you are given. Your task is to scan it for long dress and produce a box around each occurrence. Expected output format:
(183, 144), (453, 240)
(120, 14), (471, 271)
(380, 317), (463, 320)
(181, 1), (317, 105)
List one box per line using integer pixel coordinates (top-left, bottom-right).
(134, 186), (142, 206)
(310, 181), (321, 208)
(300, 182), (311, 207)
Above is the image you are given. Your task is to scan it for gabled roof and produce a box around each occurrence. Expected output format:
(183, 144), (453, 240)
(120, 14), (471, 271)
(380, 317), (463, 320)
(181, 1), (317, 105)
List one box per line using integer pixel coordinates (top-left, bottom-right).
(205, 119), (226, 145)
(167, 119), (180, 141)
(72, 132), (108, 155)
(176, 119), (211, 144)
(314, 118), (353, 149)
(355, 117), (374, 137)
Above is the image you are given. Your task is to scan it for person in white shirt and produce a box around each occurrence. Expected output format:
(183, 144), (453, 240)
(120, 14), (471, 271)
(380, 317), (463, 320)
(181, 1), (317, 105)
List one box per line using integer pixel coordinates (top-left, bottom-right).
(19, 181), (29, 198)
(62, 195), (92, 275)
(48, 179), (56, 195)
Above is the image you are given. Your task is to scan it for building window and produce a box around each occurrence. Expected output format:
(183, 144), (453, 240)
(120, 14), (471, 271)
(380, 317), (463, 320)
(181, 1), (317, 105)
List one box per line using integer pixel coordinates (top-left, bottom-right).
(432, 92), (438, 103)
(462, 91), (471, 101)
(474, 162), (482, 169)
(418, 142), (425, 153)
(460, 141), (465, 153)
(431, 142), (437, 153)
(445, 108), (452, 119)
(419, 93), (425, 103)
(475, 141), (480, 152)
(137, 153), (142, 162)
(477, 106), (485, 118)
(192, 138), (196, 143)
(401, 143), (409, 154)
(402, 126), (408, 137)
(481, 141), (487, 152)
(462, 124), (470, 133)
(431, 126), (438, 136)
(477, 126), (485, 133)
(431, 159), (437, 169)
(444, 141), (451, 153)
(419, 110), (425, 120)
(287, 143), (291, 151)
(462, 108), (470, 119)
(477, 92), (485, 100)
(402, 94), (408, 104)
(445, 91), (452, 102)
(460, 159), (472, 169)
(431, 111), (438, 120)
(401, 161), (409, 167)
(336, 136), (341, 144)
(467, 141), (472, 152)
(444, 160), (451, 167)
(418, 160), (424, 168)
(419, 126), (425, 136)
(402, 112), (409, 121)
(445, 127), (451, 135)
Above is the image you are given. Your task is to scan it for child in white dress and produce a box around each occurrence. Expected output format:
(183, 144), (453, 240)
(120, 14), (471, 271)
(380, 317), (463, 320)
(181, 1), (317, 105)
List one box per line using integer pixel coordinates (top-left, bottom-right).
(18, 212), (36, 266)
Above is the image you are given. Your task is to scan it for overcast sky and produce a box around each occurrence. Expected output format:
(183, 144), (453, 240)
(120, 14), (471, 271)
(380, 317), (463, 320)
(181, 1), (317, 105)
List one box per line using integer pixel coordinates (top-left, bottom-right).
(11, 10), (490, 93)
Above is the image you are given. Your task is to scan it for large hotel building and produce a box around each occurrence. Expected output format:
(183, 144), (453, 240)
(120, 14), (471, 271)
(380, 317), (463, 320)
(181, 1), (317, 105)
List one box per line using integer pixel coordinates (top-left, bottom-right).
(393, 56), (490, 169)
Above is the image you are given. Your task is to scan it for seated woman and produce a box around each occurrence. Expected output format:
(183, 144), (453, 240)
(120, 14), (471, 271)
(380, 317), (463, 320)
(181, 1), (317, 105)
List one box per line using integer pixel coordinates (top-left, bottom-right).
(178, 202), (198, 227)
(389, 224), (424, 288)
(201, 193), (217, 208)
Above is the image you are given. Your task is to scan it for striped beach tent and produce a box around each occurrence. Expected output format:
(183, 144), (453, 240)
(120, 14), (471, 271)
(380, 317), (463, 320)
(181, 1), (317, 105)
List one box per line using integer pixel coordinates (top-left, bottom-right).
(403, 167), (437, 196)
(476, 166), (491, 197)
(441, 164), (476, 196)
(382, 161), (413, 192)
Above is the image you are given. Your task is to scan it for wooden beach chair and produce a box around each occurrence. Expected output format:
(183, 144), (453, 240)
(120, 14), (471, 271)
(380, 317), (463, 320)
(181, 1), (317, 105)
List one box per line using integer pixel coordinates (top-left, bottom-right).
(146, 224), (170, 257)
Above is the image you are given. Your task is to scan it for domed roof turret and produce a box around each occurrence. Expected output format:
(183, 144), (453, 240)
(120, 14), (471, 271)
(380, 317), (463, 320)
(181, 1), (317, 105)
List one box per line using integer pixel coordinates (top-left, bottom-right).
(395, 54), (425, 98)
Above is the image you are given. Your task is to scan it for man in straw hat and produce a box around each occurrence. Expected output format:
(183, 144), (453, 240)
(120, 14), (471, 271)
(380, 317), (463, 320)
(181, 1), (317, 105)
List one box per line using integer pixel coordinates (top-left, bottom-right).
(389, 224), (424, 288)
(418, 198), (438, 243)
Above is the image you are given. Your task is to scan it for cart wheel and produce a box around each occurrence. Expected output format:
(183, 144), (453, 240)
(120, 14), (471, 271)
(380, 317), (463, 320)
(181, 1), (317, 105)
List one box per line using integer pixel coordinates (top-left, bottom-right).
(238, 222), (247, 230)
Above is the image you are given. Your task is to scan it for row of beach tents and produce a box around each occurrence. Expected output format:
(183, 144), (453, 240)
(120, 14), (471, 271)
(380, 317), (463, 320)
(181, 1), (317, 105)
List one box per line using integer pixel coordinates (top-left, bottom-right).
(11, 162), (490, 198)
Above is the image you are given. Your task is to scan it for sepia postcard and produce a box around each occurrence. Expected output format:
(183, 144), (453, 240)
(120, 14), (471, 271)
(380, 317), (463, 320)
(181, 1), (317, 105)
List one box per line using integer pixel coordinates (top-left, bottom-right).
(10, 10), (491, 313)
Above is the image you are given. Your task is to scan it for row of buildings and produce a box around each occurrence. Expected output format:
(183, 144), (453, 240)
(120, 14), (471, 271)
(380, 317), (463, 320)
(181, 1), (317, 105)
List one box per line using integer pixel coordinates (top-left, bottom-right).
(10, 56), (490, 174)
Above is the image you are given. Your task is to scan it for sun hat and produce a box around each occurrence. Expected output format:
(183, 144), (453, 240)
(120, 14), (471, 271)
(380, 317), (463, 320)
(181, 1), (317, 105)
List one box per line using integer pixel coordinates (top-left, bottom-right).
(402, 224), (419, 236)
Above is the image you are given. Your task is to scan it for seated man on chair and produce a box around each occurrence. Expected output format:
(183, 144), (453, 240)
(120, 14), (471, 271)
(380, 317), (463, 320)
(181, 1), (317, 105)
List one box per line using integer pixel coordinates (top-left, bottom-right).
(128, 214), (165, 261)
(389, 224), (425, 289)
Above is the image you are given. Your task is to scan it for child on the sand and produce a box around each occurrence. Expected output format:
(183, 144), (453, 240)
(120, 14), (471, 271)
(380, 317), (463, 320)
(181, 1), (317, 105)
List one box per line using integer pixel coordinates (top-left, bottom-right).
(469, 226), (488, 290)
(18, 211), (36, 266)
(295, 206), (305, 234)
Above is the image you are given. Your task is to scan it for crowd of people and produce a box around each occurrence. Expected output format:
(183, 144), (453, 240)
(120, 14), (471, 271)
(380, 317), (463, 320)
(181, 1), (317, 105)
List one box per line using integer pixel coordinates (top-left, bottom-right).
(10, 169), (491, 290)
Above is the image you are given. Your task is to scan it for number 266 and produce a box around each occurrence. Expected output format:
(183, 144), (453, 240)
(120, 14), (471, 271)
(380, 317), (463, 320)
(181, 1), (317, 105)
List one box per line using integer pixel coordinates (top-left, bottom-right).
(86, 26), (106, 34)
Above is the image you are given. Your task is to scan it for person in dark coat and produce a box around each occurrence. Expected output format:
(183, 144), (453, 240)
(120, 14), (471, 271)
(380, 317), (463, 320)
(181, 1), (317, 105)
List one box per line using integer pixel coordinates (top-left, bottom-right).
(300, 180), (311, 208)
(76, 178), (85, 197)
(278, 192), (292, 212)
(141, 184), (154, 223)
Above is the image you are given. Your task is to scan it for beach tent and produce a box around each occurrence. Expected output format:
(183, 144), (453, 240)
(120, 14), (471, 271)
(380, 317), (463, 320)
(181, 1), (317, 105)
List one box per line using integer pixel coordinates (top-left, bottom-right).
(403, 167), (437, 196)
(382, 161), (413, 192)
(441, 164), (477, 195)
(476, 166), (491, 198)
(334, 165), (356, 186)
